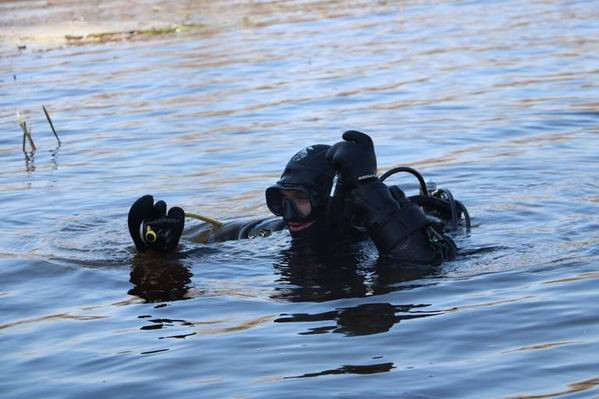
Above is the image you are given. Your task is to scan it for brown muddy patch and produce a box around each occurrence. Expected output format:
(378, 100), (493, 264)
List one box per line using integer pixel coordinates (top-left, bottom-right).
(0, 0), (222, 53)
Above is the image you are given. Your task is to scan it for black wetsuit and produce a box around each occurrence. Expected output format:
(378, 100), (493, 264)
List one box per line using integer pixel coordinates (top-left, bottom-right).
(184, 208), (457, 265)
(185, 217), (287, 243)
(128, 132), (466, 265)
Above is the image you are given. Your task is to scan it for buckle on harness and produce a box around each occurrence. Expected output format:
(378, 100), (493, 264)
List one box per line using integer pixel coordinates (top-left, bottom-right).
(427, 226), (446, 251)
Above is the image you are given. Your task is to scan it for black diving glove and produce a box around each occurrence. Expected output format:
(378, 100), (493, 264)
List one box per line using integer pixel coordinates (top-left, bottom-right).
(128, 195), (185, 253)
(326, 130), (378, 188)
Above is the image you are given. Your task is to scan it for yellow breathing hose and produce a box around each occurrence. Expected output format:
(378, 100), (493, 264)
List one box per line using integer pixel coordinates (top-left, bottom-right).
(185, 212), (224, 229)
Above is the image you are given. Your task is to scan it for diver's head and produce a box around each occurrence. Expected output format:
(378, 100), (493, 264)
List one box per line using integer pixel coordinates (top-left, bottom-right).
(265, 144), (336, 239)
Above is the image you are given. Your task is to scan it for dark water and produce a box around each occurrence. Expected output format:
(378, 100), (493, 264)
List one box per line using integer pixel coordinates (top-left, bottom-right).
(1, 1), (598, 398)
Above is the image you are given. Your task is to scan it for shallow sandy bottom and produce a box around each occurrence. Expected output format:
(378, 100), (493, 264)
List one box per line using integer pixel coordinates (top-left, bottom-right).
(0, 0), (247, 54)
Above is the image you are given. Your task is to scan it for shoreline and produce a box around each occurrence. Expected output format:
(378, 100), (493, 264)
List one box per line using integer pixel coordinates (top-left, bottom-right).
(0, 0), (227, 55)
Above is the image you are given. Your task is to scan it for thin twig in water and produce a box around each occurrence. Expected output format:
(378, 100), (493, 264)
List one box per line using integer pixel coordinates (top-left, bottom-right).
(21, 123), (26, 152)
(42, 105), (61, 146)
(17, 111), (36, 152)
(24, 121), (36, 151)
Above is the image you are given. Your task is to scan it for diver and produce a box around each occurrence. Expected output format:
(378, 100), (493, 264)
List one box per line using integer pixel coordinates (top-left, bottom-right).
(128, 131), (470, 265)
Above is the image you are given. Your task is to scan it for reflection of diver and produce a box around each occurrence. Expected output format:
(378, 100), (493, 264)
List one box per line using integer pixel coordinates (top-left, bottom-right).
(128, 253), (192, 302)
(286, 361), (395, 378)
(272, 243), (441, 336)
(276, 302), (441, 337)
(272, 242), (440, 303)
(128, 131), (470, 264)
(272, 242), (371, 302)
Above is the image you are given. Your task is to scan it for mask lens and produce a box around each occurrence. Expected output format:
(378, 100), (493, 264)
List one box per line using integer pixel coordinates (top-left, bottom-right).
(266, 187), (315, 221)
(266, 187), (284, 216)
(282, 191), (313, 222)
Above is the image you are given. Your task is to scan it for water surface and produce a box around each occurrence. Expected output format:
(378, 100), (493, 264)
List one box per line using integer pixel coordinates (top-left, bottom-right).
(1, 1), (598, 398)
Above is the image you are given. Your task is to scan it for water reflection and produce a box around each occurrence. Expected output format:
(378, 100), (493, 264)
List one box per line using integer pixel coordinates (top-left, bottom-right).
(24, 151), (35, 172)
(50, 148), (59, 171)
(287, 362), (395, 379)
(21, 147), (60, 174)
(276, 302), (441, 337)
(272, 242), (440, 302)
(272, 243), (442, 336)
(128, 252), (192, 302)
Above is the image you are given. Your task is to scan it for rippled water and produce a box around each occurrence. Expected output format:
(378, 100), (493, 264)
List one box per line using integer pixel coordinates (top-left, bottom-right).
(1, 1), (598, 398)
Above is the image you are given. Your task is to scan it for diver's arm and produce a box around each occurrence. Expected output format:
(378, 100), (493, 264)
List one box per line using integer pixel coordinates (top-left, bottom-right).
(351, 182), (444, 264)
(129, 196), (287, 251)
(187, 217), (286, 244)
(326, 131), (448, 264)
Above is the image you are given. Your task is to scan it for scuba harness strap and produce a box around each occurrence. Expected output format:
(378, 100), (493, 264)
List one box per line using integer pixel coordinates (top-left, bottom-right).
(379, 166), (471, 233)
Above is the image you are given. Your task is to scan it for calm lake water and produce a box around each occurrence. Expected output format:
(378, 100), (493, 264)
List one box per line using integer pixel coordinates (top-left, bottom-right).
(1, 1), (598, 398)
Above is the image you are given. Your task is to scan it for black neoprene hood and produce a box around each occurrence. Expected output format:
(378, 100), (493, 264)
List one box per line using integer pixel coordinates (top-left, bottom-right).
(265, 144), (335, 218)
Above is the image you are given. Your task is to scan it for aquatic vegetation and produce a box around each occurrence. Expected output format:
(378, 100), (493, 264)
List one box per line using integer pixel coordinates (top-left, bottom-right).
(64, 23), (205, 45)
(17, 111), (36, 153)
(16, 107), (61, 153)
(42, 106), (61, 147)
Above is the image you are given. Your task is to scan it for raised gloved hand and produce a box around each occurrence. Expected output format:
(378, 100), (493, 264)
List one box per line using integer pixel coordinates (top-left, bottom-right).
(128, 195), (185, 252)
(326, 130), (378, 189)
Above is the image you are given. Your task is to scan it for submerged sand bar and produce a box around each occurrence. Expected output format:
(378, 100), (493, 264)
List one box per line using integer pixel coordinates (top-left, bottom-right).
(0, 0), (257, 54)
